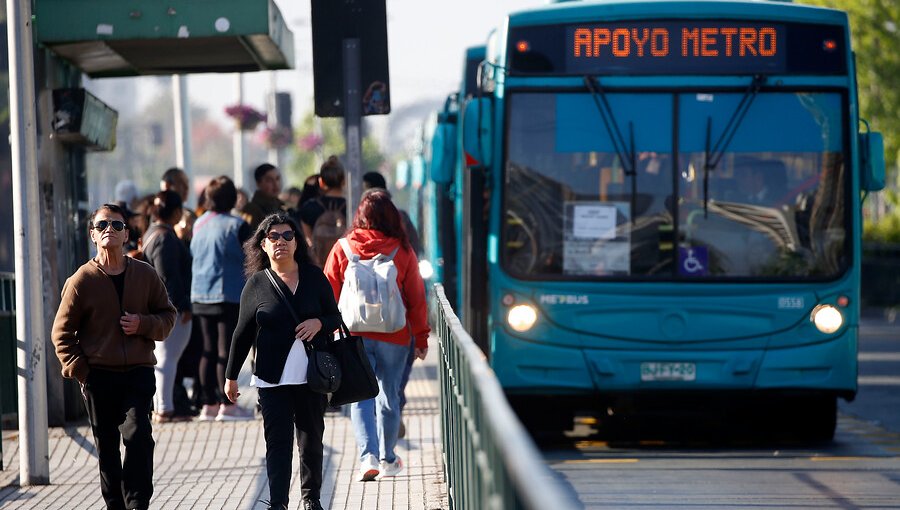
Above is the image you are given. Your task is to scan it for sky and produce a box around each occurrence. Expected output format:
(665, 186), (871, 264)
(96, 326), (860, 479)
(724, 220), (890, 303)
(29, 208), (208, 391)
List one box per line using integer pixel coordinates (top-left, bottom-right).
(90, 0), (546, 133)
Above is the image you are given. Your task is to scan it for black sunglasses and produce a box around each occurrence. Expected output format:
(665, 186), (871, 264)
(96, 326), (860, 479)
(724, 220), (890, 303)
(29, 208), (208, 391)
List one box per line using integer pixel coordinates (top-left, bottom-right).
(93, 220), (126, 232)
(266, 230), (296, 242)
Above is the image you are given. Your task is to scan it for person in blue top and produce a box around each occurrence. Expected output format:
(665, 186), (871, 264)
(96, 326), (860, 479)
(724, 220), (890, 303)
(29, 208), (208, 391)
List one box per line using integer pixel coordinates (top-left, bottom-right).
(190, 176), (253, 422)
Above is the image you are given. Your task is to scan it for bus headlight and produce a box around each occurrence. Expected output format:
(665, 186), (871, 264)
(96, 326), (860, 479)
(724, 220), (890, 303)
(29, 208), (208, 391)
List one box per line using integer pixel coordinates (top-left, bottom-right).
(418, 260), (434, 279)
(811, 304), (843, 334)
(507, 304), (537, 332)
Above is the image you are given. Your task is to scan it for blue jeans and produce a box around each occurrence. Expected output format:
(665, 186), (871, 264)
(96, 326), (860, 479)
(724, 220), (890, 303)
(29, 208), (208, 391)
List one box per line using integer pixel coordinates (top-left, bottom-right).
(399, 336), (415, 412)
(351, 338), (408, 463)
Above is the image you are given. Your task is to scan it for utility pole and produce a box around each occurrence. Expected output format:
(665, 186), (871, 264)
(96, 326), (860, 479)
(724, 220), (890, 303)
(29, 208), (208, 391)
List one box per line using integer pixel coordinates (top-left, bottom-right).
(343, 38), (362, 219)
(172, 75), (194, 207)
(7, 0), (50, 485)
(267, 72), (282, 168)
(233, 74), (245, 191)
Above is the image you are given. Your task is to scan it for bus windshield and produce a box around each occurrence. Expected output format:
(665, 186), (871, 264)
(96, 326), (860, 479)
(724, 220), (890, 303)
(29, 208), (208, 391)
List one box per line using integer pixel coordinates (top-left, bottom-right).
(502, 91), (848, 280)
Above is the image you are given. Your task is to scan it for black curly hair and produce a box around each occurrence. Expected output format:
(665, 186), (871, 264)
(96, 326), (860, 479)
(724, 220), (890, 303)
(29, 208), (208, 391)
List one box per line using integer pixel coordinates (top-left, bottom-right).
(243, 212), (312, 278)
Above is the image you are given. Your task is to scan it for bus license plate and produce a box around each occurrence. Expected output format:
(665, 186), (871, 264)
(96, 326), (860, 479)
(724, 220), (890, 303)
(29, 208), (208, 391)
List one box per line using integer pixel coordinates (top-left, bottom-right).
(641, 362), (696, 382)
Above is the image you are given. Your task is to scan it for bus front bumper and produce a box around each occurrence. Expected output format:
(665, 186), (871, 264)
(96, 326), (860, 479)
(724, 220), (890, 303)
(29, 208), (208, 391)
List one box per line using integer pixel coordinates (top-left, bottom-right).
(493, 329), (857, 398)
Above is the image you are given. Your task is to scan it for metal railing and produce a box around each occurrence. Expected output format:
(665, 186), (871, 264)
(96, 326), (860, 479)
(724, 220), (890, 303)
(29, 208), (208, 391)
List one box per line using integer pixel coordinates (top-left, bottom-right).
(433, 284), (580, 510)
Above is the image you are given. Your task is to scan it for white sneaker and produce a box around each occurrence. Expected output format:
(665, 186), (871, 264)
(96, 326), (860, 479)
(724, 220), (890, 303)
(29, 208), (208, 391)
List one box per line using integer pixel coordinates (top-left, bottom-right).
(215, 404), (255, 421)
(379, 456), (403, 477)
(358, 454), (379, 481)
(197, 404), (218, 422)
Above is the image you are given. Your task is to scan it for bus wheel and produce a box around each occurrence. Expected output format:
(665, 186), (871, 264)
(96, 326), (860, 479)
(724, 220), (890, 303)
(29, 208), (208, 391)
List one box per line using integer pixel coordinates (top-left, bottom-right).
(509, 397), (574, 440)
(799, 395), (837, 442)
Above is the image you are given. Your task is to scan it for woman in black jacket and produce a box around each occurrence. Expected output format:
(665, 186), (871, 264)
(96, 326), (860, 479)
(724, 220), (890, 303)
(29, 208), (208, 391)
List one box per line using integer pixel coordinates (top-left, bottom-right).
(142, 190), (194, 423)
(224, 213), (340, 510)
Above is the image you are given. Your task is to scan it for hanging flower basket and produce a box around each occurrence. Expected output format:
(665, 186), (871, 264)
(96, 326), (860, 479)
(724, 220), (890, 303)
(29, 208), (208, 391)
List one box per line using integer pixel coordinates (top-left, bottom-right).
(297, 133), (324, 152)
(225, 104), (266, 131)
(261, 125), (294, 149)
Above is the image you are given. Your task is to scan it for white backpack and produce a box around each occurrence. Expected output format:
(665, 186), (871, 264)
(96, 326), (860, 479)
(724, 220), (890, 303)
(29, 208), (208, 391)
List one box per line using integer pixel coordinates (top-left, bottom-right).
(338, 238), (407, 333)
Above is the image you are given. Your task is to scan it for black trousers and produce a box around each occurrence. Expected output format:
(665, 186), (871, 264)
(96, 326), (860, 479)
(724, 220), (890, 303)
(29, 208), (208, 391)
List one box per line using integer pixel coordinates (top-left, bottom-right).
(258, 384), (328, 506)
(83, 366), (156, 510)
(197, 307), (239, 405)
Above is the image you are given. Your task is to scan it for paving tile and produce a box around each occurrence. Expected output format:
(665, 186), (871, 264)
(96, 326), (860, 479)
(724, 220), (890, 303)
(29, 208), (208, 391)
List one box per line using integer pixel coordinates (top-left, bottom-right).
(0, 340), (449, 509)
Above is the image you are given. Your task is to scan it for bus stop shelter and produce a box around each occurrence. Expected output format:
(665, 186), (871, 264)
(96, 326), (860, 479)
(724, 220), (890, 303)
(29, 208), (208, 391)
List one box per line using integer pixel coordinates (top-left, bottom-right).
(35, 0), (294, 76)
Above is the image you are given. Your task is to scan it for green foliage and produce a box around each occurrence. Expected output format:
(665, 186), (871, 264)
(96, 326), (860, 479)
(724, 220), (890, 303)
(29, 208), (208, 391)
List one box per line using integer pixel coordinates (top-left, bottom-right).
(284, 110), (385, 186)
(799, 0), (900, 176)
(864, 189), (900, 243)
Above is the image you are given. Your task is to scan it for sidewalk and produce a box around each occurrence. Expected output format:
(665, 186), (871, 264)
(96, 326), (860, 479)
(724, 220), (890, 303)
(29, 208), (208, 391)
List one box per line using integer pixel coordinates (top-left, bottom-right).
(0, 346), (448, 509)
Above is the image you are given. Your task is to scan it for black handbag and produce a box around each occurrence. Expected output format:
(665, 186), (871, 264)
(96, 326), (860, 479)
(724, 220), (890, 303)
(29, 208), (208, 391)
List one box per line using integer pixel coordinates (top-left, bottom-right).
(328, 321), (379, 406)
(265, 269), (341, 394)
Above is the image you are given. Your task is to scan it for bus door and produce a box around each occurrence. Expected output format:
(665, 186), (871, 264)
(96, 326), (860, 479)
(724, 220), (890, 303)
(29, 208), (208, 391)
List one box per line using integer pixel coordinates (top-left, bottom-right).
(462, 164), (490, 351)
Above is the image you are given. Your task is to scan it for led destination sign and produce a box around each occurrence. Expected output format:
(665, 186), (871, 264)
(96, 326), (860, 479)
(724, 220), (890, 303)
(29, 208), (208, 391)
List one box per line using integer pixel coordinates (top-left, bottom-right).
(566, 22), (785, 73)
(507, 21), (847, 75)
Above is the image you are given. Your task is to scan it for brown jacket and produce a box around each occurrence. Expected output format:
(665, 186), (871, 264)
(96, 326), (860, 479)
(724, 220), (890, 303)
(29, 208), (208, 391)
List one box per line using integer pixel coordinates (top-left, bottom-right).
(51, 257), (177, 383)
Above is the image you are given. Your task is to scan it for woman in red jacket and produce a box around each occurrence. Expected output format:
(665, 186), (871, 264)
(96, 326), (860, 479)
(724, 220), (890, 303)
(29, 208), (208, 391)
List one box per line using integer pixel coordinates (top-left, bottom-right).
(324, 189), (429, 481)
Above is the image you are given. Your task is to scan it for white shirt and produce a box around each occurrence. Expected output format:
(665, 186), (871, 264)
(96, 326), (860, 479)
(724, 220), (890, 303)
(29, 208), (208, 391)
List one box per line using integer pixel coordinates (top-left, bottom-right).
(251, 338), (309, 387)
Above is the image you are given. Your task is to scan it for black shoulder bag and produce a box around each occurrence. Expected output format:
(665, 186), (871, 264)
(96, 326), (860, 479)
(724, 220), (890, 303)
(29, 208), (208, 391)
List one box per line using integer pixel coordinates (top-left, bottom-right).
(329, 320), (379, 406)
(265, 269), (341, 394)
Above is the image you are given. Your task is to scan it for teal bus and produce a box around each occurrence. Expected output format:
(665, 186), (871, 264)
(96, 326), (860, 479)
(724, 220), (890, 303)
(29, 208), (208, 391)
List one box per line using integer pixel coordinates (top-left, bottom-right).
(424, 0), (885, 439)
(415, 45), (486, 311)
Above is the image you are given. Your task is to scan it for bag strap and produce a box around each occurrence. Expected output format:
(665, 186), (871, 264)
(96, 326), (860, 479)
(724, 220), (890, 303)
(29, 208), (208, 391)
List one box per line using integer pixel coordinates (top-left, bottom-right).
(193, 211), (218, 233)
(382, 246), (400, 261)
(264, 269), (313, 352)
(141, 224), (167, 255)
(337, 319), (353, 341)
(338, 238), (358, 262)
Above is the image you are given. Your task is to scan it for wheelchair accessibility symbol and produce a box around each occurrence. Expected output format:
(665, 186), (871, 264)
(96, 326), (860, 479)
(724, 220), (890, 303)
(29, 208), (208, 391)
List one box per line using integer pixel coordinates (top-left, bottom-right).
(678, 246), (708, 276)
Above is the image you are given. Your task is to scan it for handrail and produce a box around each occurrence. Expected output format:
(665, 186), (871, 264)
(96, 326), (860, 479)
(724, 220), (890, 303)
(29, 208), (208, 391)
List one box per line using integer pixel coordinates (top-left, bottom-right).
(433, 284), (580, 510)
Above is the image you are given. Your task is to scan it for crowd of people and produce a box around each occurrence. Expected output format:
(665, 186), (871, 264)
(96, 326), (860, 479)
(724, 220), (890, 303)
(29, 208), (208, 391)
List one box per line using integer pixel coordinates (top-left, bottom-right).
(50, 158), (430, 510)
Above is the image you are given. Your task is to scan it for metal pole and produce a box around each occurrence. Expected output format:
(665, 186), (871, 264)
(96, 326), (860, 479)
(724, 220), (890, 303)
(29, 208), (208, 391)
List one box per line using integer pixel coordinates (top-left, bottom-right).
(343, 38), (362, 219)
(232, 74), (245, 191)
(267, 72), (280, 167)
(7, 0), (50, 485)
(172, 74), (194, 208)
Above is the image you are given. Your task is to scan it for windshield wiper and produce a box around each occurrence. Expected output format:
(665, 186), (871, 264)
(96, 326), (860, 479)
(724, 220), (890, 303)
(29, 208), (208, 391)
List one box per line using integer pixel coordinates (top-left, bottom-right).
(584, 76), (637, 215)
(703, 74), (766, 217)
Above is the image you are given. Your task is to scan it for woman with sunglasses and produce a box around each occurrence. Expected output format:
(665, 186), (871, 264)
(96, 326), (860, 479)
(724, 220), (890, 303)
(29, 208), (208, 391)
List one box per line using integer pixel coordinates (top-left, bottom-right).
(51, 203), (177, 510)
(224, 213), (340, 510)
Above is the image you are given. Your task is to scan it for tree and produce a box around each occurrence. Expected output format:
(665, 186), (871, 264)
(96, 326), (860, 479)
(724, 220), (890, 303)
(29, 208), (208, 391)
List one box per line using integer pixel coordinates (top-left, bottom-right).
(799, 0), (900, 178)
(286, 110), (386, 185)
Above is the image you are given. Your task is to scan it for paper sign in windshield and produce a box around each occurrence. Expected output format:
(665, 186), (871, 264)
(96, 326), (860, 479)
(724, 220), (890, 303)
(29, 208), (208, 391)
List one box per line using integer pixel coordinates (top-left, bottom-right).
(572, 204), (618, 239)
(564, 201), (631, 276)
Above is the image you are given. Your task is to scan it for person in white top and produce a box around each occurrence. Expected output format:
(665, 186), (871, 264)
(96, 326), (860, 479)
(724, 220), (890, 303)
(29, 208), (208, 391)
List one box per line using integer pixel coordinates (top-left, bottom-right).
(224, 213), (340, 510)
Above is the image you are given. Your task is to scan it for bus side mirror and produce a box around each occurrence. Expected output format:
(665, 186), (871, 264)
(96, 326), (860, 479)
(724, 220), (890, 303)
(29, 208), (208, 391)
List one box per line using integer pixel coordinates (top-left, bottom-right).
(462, 97), (493, 169)
(859, 130), (885, 192)
(430, 104), (458, 184)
